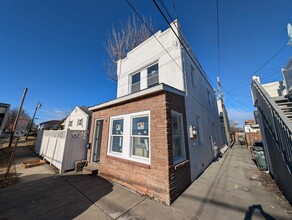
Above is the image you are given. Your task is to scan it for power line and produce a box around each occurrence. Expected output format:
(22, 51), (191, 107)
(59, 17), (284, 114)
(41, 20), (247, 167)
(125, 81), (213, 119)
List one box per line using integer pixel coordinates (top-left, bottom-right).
(216, 0), (221, 77)
(152, 0), (216, 89)
(124, 0), (216, 101)
(227, 44), (287, 92)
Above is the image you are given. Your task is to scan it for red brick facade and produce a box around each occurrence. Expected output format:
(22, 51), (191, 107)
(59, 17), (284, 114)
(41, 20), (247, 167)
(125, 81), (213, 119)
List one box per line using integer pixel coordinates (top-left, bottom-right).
(89, 91), (191, 205)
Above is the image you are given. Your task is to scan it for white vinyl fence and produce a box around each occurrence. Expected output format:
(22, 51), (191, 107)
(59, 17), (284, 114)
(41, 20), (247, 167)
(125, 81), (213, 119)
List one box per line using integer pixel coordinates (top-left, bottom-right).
(35, 130), (88, 173)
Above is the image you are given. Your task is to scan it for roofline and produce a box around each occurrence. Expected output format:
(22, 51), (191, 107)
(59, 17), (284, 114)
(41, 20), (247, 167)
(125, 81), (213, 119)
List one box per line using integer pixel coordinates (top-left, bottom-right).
(89, 83), (185, 111)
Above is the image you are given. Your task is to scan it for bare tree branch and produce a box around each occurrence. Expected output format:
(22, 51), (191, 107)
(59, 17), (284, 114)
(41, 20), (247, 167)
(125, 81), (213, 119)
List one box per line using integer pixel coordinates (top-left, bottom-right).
(103, 14), (156, 81)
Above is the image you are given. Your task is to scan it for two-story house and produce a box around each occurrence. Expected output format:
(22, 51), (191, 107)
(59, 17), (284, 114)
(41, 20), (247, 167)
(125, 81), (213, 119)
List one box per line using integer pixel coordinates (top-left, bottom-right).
(88, 20), (225, 205)
(63, 106), (91, 131)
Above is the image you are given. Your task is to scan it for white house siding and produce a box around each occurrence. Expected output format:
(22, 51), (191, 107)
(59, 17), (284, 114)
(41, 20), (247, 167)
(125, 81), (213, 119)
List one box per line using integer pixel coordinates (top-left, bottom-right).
(64, 106), (90, 131)
(181, 48), (224, 181)
(262, 81), (285, 97)
(117, 22), (184, 98)
(116, 20), (224, 182)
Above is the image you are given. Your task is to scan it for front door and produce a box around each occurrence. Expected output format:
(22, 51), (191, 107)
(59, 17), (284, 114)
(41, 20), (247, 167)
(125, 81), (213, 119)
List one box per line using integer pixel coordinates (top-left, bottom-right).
(92, 119), (103, 162)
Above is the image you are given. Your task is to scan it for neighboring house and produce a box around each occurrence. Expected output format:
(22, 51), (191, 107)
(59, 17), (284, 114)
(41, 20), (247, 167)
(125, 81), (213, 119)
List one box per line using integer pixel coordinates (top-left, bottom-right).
(64, 106), (91, 131)
(88, 20), (224, 205)
(251, 57), (292, 204)
(38, 120), (62, 130)
(243, 119), (261, 148)
(0, 103), (10, 136)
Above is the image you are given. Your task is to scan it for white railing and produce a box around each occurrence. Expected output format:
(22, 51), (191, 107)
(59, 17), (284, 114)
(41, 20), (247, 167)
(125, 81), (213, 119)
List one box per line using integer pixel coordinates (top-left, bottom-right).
(251, 79), (292, 173)
(35, 129), (88, 173)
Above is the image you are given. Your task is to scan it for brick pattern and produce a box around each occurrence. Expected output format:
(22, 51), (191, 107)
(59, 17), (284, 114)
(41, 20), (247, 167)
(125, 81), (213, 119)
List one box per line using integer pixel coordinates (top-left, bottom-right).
(89, 91), (191, 205)
(246, 132), (262, 148)
(165, 92), (191, 203)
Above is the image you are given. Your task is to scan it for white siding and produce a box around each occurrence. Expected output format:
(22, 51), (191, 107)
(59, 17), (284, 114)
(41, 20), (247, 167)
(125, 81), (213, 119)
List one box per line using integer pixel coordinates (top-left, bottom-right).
(116, 20), (225, 182)
(117, 22), (184, 97)
(64, 106), (90, 131)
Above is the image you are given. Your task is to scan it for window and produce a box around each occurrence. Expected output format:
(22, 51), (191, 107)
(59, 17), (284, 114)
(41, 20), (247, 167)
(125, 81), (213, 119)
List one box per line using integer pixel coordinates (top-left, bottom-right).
(108, 111), (150, 164)
(191, 65), (194, 88)
(77, 118), (83, 126)
(171, 111), (186, 164)
(207, 89), (211, 106)
(131, 73), (140, 93)
(110, 119), (124, 153)
(147, 64), (159, 88)
(68, 120), (73, 127)
(131, 116), (149, 158)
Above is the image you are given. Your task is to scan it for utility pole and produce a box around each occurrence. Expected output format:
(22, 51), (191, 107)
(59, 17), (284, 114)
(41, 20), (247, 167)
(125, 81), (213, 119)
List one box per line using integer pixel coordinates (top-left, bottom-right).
(25, 101), (41, 140)
(8, 88), (28, 148)
(217, 77), (231, 147)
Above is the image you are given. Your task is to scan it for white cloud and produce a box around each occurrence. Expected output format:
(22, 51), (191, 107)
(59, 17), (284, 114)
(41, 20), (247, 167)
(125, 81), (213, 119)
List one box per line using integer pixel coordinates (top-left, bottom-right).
(227, 108), (254, 127)
(37, 108), (72, 122)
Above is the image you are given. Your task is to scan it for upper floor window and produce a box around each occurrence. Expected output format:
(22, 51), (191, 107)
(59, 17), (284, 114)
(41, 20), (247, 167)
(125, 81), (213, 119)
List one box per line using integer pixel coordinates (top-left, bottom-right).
(77, 118), (83, 126)
(207, 89), (211, 106)
(68, 120), (73, 127)
(147, 64), (159, 88)
(131, 72), (140, 93)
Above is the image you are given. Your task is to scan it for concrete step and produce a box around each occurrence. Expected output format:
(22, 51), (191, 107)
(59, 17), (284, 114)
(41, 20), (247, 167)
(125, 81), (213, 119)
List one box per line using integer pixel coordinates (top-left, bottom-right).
(279, 106), (292, 110)
(82, 163), (99, 175)
(274, 97), (289, 103)
(277, 102), (292, 106)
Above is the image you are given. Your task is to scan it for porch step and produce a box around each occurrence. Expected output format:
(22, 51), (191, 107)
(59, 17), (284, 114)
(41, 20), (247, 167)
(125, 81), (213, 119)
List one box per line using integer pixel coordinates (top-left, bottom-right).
(83, 163), (99, 175)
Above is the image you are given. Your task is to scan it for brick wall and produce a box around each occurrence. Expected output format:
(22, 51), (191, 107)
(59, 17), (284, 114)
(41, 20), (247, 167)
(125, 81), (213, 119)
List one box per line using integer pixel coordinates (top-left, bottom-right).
(89, 91), (191, 205)
(165, 92), (191, 203)
(245, 132), (262, 148)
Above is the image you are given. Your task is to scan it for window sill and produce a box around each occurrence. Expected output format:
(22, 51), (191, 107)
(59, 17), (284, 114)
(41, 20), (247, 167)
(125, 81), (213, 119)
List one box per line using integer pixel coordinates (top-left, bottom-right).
(174, 160), (189, 170)
(106, 155), (151, 169)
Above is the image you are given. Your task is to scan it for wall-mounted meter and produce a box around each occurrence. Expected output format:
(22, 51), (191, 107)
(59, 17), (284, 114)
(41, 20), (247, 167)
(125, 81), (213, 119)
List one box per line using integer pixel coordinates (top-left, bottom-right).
(189, 125), (197, 139)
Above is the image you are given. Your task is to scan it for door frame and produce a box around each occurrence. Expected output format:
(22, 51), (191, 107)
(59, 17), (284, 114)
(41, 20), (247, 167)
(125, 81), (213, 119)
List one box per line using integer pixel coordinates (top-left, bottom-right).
(91, 118), (104, 163)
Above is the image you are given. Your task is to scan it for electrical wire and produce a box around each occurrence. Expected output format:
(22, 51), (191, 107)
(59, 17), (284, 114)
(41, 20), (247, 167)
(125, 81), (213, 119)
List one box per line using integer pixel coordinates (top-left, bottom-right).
(152, 0), (216, 89)
(216, 0), (221, 77)
(227, 44), (287, 92)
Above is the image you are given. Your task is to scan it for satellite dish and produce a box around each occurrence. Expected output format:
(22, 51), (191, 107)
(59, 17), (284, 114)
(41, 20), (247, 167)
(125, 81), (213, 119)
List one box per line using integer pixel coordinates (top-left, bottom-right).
(288, 23), (292, 46)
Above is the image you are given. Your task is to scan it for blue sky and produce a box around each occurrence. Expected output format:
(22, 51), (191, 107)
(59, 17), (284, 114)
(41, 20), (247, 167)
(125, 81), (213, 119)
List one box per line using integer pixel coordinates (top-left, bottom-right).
(0, 0), (291, 126)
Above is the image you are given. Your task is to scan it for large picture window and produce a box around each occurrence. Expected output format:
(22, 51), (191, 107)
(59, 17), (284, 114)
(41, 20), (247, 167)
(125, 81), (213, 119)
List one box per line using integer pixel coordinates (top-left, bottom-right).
(171, 111), (186, 164)
(108, 111), (151, 164)
(131, 116), (149, 158)
(110, 119), (124, 153)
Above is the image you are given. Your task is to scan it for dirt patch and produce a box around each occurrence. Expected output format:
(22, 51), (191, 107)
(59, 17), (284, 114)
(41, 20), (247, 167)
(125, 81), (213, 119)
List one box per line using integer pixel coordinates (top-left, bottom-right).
(0, 148), (18, 188)
(250, 170), (292, 212)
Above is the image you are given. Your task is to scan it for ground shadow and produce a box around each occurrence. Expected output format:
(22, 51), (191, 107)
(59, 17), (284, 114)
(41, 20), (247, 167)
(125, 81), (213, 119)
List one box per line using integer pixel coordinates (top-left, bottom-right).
(0, 173), (113, 219)
(244, 204), (276, 220)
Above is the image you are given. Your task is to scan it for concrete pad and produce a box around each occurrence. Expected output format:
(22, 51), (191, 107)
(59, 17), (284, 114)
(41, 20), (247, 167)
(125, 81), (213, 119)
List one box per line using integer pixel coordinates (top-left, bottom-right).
(0, 176), (84, 219)
(63, 174), (113, 197)
(34, 197), (112, 220)
(117, 199), (191, 220)
(91, 185), (146, 219)
(171, 145), (292, 220)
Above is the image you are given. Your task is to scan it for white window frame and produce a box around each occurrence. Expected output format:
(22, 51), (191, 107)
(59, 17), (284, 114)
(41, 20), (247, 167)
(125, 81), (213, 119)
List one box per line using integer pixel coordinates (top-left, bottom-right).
(171, 110), (186, 165)
(77, 118), (83, 126)
(130, 115), (150, 161)
(68, 120), (73, 127)
(107, 110), (151, 164)
(108, 117), (124, 156)
(147, 63), (159, 88)
(130, 72), (141, 93)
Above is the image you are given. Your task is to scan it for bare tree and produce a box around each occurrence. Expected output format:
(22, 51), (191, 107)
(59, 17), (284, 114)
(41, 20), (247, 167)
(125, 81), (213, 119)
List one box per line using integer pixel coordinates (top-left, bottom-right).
(6, 108), (32, 132)
(104, 14), (156, 81)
